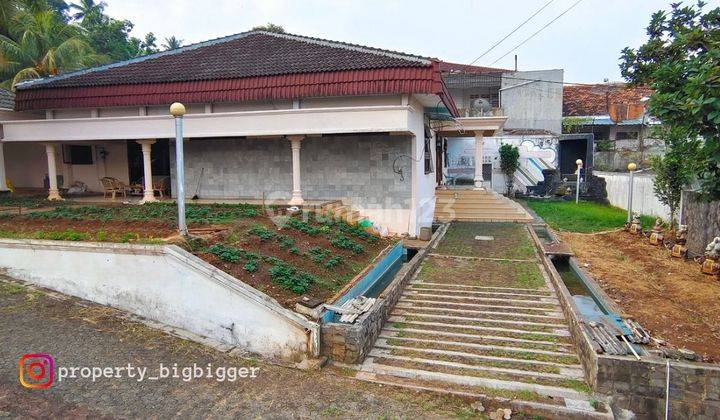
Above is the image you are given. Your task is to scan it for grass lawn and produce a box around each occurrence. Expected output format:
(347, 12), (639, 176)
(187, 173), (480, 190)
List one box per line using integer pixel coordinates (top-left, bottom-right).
(434, 222), (536, 260)
(522, 199), (656, 233)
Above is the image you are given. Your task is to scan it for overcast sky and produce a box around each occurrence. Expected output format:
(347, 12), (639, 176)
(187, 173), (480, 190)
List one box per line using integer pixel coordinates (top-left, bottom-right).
(102, 0), (693, 84)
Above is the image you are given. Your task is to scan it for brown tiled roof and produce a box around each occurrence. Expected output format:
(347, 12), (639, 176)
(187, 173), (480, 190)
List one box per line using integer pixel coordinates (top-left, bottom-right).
(563, 83), (653, 117)
(17, 31), (431, 90)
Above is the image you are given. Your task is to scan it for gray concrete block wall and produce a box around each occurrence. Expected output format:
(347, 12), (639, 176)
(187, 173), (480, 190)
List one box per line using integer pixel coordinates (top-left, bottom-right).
(170, 135), (412, 208)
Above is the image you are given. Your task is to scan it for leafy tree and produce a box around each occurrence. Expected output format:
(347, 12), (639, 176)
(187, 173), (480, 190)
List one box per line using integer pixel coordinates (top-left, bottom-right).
(0, 6), (104, 88)
(69, 0), (105, 23)
(650, 127), (701, 227)
(82, 15), (139, 61)
(620, 1), (720, 200)
(162, 36), (183, 50)
(140, 32), (158, 55)
(251, 23), (285, 33)
(46, 0), (70, 22)
(499, 143), (520, 196)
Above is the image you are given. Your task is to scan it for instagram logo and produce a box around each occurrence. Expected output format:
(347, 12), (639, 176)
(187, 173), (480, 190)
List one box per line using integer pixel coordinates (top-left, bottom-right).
(19, 353), (54, 389)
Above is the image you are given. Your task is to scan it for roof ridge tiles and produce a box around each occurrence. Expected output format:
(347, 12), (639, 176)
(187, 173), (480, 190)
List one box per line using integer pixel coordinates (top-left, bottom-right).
(16, 30), (433, 90)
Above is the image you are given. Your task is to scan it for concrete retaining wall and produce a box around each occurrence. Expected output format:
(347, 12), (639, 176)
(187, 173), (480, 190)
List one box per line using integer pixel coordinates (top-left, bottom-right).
(681, 190), (720, 257)
(321, 225), (446, 364)
(0, 239), (319, 362)
(596, 170), (670, 219)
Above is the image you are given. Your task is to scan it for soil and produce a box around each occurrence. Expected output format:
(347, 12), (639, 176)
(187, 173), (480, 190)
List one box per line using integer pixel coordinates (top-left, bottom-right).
(0, 207), (392, 309)
(561, 230), (720, 362)
(195, 217), (392, 308)
(0, 218), (177, 241)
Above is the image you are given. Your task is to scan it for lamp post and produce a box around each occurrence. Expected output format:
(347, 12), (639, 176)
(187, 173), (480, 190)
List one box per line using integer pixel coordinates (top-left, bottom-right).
(575, 159), (583, 204)
(627, 162), (637, 223)
(170, 102), (188, 236)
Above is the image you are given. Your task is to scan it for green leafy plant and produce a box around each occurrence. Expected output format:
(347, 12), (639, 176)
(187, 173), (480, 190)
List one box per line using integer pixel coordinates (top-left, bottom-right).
(650, 127), (701, 228)
(249, 225), (275, 241)
(331, 234), (364, 254)
(243, 261), (259, 273)
(285, 217), (320, 236)
(499, 143), (520, 197)
(620, 1), (720, 200)
(268, 262), (315, 294)
(208, 244), (242, 263)
(324, 255), (343, 269)
(276, 234), (295, 249)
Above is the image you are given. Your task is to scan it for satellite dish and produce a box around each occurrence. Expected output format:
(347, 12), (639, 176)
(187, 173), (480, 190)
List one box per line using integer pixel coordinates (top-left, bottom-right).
(469, 98), (492, 116)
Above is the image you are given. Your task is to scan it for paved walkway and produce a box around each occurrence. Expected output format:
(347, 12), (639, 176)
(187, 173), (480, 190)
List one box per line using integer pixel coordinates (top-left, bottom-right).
(0, 278), (478, 419)
(354, 222), (612, 418)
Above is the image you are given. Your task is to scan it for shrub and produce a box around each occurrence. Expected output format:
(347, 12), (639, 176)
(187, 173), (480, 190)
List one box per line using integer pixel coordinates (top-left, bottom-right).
(331, 234), (364, 254)
(208, 244), (242, 263)
(268, 262), (315, 294)
(285, 217), (320, 236)
(249, 225), (275, 241)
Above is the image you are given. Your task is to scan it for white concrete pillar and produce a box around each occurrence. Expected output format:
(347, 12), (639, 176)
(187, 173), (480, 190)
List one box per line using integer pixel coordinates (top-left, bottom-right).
(474, 132), (485, 190)
(137, 139), (156, 203)
(288, 135), (304, 206)
(0, 142), (8, 192)
(44, 143), (62, 200)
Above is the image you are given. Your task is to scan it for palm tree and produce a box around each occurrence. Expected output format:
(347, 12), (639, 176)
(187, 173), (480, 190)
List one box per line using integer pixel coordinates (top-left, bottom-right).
(0, 8), (105, 88)
(69, 0), (105, 23)
(162, 36), (183, 50)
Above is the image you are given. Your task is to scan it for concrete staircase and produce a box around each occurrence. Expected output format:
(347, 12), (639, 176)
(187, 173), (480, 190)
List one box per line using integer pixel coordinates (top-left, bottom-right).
(434, 189), (533, 222)
(353, 278), (612, 418)
(315, 200), (365, 224)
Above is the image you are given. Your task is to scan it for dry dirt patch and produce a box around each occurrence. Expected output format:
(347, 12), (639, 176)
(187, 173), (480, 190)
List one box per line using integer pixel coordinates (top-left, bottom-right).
(562, 230), (720, 362)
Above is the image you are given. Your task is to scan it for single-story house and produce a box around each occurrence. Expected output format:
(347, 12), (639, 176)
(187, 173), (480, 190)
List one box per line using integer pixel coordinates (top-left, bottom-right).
(0, 31), (507, 235)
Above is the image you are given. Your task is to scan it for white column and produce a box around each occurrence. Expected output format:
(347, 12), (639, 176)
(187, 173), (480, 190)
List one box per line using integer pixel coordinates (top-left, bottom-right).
(0, 142), (8, 192)
(288, 135), (304, 206)
(474, 132), (485, 190)
(137, 139), (156, 203)
(44, 143), (62, 200)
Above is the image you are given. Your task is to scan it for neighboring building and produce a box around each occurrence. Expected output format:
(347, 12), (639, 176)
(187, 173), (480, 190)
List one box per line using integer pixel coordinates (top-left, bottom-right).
(437, 63), (563, 193)
(562, 83), (660, 171)
(1, 31), (516, 235)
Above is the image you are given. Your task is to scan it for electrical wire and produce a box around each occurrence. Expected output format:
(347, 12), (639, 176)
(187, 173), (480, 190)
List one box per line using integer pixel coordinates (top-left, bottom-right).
(468, 0), (555, 65)
(489, 0), (585, 66)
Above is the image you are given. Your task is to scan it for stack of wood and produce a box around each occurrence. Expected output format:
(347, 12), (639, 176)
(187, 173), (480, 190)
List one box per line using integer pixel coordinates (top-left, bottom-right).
(584, 321), (628, 355)
(623, 319), (651, 344)
(325, 296), (376, 324)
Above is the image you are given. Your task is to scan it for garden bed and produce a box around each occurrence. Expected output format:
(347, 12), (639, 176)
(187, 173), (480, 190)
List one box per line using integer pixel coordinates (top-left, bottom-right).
(0, 198), (393, 309)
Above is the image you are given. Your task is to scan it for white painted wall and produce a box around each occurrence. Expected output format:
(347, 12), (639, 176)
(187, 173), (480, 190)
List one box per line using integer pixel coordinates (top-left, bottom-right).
(0, 239), (318, 361)
(3, 141), (129, 190)
(409, 97), (435, 236)
(596, 171), (670, 219)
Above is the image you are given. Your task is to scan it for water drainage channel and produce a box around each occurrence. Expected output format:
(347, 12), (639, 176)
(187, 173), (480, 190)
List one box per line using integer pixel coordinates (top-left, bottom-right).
(532, 225), (644, 357)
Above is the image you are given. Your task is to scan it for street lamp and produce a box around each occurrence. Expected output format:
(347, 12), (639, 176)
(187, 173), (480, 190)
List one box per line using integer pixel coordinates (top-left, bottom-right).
(575, 159), (583, 204)
(170, 102), (188, 236)
(627, 162), (637, 223)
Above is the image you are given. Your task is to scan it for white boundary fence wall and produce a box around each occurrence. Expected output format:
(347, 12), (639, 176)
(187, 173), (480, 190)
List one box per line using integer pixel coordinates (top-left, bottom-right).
(0, 239), (319, 361)
(596, 171), (670, 220)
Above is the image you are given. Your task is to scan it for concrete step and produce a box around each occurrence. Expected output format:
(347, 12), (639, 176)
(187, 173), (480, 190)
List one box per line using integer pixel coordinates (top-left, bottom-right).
(407, 285), (557, 300)
(353, 371), (612, 420)
(398, 297), (561, 315)
(376, 335), (580, 363)
(361, 357), (590, 400)
(395, 302), (564, 321)
(388, 316), (572, 340)
(382, 326), (573, 350)
(391, 311), (568, 331)
(409, 281), (553, 294)
(435, 215), (534, 222)
(369, 348), (583, 380)
(401, 291), (561, 308)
